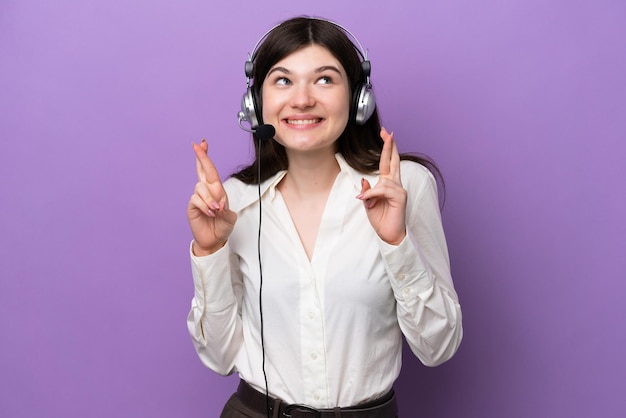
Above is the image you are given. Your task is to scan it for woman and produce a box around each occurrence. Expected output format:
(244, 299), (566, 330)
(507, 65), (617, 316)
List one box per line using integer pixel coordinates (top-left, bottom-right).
(187, 17), (462, 418)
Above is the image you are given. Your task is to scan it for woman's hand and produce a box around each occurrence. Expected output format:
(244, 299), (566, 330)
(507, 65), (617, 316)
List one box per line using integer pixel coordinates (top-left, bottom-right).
(358, 128), (407, 245)
(187, 139), (237, 256)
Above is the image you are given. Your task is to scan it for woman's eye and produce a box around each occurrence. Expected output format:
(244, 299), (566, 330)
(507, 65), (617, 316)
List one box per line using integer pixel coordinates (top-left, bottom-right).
(317, 76), (332, 85)
(275, 77), (291, 86)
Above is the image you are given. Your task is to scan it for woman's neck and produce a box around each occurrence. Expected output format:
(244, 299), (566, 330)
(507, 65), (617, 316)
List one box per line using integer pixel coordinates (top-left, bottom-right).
(279, 151), (341, 197)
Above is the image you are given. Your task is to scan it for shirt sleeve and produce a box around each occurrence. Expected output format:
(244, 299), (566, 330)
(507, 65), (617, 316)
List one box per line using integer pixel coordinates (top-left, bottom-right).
(379, 165), (463, 367)
(186, 241), (244, 375)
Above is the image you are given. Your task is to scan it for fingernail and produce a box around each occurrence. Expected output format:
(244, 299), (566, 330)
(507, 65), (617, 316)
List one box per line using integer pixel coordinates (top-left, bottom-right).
(207, 209), (215, 217)
(201, 138), (206, 144)
(356, 193), (363, 199)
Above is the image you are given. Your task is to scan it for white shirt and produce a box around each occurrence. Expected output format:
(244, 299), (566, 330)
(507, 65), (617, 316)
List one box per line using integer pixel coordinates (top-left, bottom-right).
(187, 154), (462, 408)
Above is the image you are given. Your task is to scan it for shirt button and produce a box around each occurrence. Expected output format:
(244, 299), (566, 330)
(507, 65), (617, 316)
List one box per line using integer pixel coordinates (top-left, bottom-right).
(311, 353), (318, 360)
(307, 311), (315, 319)
(402, 287), (411, 296)
(313, 393), (320, 401)
(398, 273), (407, 281)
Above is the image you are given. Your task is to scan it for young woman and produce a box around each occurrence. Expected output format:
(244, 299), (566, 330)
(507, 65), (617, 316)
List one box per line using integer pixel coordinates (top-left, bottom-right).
(186, 17), (462, 418)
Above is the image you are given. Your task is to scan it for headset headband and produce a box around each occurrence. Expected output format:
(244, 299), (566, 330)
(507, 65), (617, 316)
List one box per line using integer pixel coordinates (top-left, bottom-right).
(244, 18), (371, 83)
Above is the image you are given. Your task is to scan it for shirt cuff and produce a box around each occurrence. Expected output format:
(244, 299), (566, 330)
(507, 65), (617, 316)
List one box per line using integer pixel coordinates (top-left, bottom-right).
(189, 241), (236, 312)
(379, 230), (434, 299)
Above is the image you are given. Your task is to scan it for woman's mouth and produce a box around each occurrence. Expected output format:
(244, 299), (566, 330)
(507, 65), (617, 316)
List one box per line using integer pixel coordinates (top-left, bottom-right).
(284, 118), (323, 126)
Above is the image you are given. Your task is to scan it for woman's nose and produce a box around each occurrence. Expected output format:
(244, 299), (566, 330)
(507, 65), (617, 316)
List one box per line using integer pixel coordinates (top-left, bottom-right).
(290, 84), (315, 109)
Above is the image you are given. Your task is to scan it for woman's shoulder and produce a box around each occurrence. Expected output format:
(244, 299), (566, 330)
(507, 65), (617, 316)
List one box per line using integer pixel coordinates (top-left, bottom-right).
(223, 177), (254, 212)
(223, 171), (286, 212)
(400, 159), (436, 191)
(400, 160), (443, 219)
(223, 176), (248, 193)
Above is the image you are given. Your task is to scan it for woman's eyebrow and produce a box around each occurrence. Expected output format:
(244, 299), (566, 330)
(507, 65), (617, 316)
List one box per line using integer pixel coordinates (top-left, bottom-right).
(266, 66), (290, 77)
(266, 65), (343, 77)
(315, 65), (342, 75)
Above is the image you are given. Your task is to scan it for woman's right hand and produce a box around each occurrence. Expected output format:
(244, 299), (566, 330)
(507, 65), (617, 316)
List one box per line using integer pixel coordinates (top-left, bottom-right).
(187, 139), (237, 256)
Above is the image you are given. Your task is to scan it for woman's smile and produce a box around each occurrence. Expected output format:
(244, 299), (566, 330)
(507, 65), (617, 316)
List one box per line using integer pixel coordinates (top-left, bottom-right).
(283, 115), (324, 128)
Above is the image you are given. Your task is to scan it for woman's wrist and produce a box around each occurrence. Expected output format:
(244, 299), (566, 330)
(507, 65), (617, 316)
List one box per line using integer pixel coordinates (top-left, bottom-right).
(192, 240), (226, 256)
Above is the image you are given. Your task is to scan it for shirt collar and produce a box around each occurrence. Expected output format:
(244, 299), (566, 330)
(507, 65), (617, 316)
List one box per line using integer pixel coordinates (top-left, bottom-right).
(231, 153), (374, 212)
(335, 153), (377, 192)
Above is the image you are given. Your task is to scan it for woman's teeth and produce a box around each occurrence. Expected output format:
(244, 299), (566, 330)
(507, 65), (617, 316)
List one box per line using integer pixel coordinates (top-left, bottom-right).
(286, 119), (321, 125)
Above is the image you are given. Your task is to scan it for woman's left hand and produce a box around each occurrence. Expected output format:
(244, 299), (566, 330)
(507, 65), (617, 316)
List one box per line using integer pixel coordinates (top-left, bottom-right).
(358, 127), (407, 245)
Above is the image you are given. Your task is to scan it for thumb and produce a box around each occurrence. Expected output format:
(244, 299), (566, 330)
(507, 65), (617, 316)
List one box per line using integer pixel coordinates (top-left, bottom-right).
(359, 178), (378, 209)
(360, 177), (371, 194)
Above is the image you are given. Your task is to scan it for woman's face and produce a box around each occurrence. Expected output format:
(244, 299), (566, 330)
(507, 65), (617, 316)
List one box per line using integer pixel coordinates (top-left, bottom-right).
(261, 44), (351, 156)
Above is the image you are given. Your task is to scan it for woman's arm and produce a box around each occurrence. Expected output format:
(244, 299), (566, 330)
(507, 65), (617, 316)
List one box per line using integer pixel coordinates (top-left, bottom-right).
(187, 243), (244, 375)
(380, 164), (463, 366)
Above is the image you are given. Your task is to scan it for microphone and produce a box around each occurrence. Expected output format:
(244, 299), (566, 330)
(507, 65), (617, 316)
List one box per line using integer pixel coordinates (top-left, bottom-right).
(238, 111), (275, 141)
(255, 124), (275, 141)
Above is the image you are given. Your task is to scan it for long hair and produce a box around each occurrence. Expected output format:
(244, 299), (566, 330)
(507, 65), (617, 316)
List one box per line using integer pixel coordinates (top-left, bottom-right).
(232, 17), (443, 196)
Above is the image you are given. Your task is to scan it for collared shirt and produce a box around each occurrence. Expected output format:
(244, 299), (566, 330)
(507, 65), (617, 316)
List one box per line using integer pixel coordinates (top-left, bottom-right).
(187, 154), (462, 408)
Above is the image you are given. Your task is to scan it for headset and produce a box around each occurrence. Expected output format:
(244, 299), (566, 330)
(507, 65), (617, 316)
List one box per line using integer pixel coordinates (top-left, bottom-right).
(237, 18), (376, 132)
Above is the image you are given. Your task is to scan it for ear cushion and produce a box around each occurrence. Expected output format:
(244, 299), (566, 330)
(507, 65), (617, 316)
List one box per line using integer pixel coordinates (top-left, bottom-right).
(352, 83), (376, 125)
(252, 87), (263, 127)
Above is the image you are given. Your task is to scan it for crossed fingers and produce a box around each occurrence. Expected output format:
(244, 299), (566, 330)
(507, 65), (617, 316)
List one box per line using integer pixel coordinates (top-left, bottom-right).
(192, 139), (227, 216)
(378, 127), (401, 182)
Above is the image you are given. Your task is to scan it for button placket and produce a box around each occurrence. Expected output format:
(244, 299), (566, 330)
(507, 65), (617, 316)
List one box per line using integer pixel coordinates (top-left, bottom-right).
(299, 271), (328, 407)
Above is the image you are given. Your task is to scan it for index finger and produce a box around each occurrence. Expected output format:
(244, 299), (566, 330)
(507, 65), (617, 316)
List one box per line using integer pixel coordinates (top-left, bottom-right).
(192, 140), (221, 185)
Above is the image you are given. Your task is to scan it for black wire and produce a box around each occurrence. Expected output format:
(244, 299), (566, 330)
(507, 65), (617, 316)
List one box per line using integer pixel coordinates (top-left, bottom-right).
(257, 138), (270, 418)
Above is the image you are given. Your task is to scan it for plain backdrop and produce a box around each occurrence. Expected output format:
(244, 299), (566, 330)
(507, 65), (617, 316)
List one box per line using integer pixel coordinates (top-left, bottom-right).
(1, 0), (625, 417)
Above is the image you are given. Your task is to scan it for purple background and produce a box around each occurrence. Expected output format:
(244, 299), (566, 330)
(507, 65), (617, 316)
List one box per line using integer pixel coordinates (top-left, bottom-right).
(1, 0), (625, 417)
